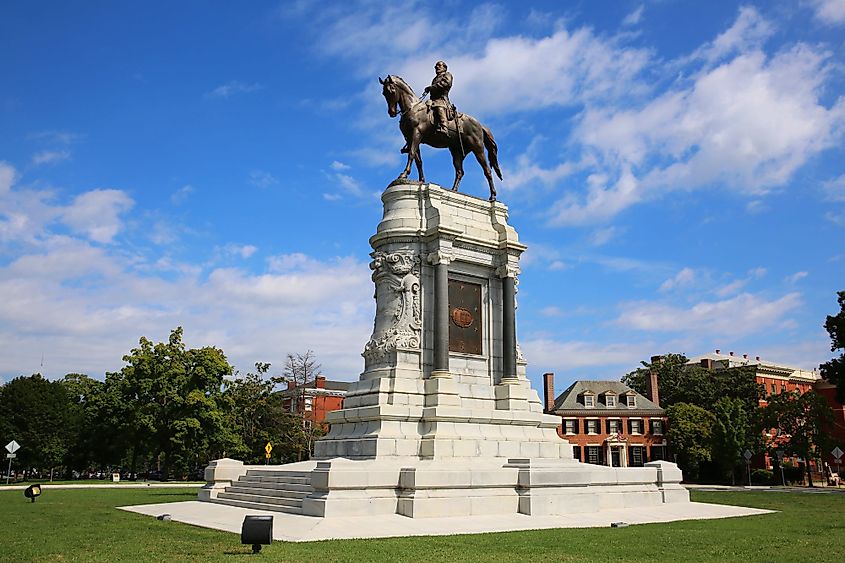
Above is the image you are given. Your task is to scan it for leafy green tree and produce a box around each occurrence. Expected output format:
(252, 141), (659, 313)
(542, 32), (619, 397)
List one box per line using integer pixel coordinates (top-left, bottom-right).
(760, 391), (833, 487)
(0, 374), (74, 477)
(820, 290), (845, 403)
(59, 373), (108, 474)
(108, 327), (236, 479)
(665, 402), (715, 481)
(623, 353), (761, 412)
(711, 397), (749, 484)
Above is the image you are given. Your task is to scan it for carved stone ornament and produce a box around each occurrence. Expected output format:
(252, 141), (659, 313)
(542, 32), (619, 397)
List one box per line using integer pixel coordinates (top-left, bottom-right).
(362, 251), (422, 361)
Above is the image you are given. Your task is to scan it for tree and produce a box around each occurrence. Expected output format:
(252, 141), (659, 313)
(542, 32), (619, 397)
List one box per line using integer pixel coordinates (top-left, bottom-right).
(820, 290), (845, 404)
(282, 351), (323, 460)
(711, 397), (749, 484)
(622, 353), (761, 412)
(108, 327), (236, 479)
(760, 390), (833, 487)
(665, 402), (715, 481)
(0, 374), (75, 477)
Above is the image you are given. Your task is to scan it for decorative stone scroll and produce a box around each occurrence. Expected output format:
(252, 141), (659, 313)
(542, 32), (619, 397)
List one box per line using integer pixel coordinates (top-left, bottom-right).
(362, 251), (422, 361)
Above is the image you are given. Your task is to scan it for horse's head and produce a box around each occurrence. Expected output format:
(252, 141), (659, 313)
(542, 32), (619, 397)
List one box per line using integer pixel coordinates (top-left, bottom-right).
(379, 75), (399, 118)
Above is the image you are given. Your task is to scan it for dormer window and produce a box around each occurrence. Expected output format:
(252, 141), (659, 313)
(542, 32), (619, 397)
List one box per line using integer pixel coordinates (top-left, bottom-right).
(626, 394), (636, 408)
(583, 393), (595, 408)
(605, 394), (616, 408)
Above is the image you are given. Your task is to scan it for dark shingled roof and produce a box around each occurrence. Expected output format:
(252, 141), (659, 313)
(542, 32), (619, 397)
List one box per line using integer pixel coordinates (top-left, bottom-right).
(551, 380), (663, 415)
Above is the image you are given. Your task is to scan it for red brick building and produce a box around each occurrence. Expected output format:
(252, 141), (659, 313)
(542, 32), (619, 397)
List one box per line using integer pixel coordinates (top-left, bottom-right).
(543, 373), (669, 467)
(688, 350), (845, 471)
(280, 376), (350, 429)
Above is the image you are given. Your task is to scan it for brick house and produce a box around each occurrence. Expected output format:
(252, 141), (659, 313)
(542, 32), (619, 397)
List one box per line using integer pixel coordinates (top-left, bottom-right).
(543, 373), (669, 467)
(279, 376), (350, 430)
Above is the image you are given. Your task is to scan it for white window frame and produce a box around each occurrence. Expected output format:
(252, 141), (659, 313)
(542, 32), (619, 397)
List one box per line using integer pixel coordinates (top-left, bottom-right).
(608, 418), (622, 434)
(630, 418), (643, 434)
(626, 394), (637, 408)
(605, 394), (617, 407)
(564, 418), (577, 435)
(651, 418), (664, 435)
(586, 419), (599, 435)
(583, 394), (595, 408)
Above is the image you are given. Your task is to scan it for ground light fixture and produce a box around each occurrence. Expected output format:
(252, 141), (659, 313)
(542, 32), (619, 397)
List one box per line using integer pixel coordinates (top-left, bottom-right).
(241, 515), (273, 554)
(24, 484), (42, 503)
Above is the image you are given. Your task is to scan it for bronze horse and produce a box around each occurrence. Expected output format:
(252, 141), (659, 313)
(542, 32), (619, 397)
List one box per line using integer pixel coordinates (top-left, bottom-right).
(379, 75), (502, 201)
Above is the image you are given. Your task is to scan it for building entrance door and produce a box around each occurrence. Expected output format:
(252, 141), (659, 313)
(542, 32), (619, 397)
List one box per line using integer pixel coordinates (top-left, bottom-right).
(611, 447), (621, 467)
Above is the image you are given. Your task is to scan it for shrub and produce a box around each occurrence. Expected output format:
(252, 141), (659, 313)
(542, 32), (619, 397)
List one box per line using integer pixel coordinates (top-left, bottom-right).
(750, 468), (773, 484)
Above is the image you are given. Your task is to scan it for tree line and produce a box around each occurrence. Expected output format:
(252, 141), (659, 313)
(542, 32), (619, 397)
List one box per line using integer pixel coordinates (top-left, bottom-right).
(0, 328), (322, 481)
(621, 291), (845, 486)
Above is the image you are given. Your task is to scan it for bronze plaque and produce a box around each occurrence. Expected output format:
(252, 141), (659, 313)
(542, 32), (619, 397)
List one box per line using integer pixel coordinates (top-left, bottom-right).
(449, 279), (482, 355)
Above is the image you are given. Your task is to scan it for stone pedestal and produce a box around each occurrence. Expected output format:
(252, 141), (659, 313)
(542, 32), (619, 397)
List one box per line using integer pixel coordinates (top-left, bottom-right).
(314, 183), (564, 463)
(201, 182), (690, 519)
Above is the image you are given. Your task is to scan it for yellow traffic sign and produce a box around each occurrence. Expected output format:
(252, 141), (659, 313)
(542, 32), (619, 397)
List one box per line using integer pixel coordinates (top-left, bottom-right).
(265, 442), (273, 454)
(265, 452), (271, 459)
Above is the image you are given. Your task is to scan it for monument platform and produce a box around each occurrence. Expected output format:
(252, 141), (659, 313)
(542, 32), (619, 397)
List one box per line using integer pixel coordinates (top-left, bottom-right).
(190, 182), (696, 521)
(121, 498), (771, 542)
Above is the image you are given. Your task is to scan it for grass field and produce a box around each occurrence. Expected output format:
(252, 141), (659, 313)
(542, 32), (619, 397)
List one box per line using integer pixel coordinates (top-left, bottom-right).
(1, 487), (843, 562)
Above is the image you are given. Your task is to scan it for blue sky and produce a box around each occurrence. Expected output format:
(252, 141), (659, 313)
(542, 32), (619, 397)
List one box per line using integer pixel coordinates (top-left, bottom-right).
(1, 1), (844, 394)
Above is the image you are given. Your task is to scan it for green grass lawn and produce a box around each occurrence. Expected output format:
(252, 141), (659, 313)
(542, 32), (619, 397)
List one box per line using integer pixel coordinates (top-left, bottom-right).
(1, 487), (842, 562)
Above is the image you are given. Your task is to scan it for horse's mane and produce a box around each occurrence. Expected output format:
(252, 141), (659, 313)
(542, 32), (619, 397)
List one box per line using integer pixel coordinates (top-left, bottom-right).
(389, 75), (417, 98)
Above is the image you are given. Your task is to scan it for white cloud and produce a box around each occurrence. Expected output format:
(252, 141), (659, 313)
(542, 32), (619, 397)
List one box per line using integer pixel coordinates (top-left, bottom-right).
(822, 174), (845, 201)
(205, 81), (261, 99)
(615, 292), (802, 337)
(521, 338), (649, 376)
(808, 0), (845, 25)
(32, 150), (71, 165)
(659, 267), (696, 292)
(715, 278), (747, 297)
(0, 161), (16, 194)
(219, 243), (258, 260)
(60, 189), (134, 243)
(248, 170), (278, 188)
(589, 226), (622, 247)
(547, 168), (641, 226)
(691, 6), (774, 64)
(622, 5), (644, 27)
(27, 130), (82, 144)
(330, 161), (350, 171)
(559, 9), (845, 224)
(0, 239), (374, 381)
(784, 271), (809, 284)
(170, 184), (194, 204)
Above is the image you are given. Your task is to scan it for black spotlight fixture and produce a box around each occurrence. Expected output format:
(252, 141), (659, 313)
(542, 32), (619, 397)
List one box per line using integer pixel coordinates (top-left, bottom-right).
(241, 515), (273, 554)
(24, 484), (42, 503)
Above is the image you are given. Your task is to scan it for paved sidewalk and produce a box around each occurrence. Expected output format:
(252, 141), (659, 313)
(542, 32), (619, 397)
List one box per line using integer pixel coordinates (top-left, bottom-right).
(1, 482), (202, 491)
(120, 500), (773, 542)
(685, 484), (845, 494)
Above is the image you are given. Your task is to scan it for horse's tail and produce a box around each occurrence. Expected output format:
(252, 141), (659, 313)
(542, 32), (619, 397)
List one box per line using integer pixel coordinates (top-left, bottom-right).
(482, 125), (503, 181)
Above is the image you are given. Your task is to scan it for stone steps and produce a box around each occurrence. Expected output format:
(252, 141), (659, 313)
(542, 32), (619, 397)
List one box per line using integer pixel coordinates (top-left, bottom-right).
(210, 495), (303, 514)
(211, 468), (314, 515)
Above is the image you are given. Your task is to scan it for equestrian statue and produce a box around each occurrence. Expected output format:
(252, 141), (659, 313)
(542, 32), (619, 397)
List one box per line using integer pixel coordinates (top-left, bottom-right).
(380, 61), (502, 201)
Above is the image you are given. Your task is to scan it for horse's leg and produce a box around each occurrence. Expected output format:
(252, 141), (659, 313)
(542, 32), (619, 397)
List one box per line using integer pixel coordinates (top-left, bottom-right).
(473, 148), (497, 201)
(398, 144), (413, 180)
(450, 147), (465, 192)
(409, 129), (424, 182)
(414, 150), (425, 183)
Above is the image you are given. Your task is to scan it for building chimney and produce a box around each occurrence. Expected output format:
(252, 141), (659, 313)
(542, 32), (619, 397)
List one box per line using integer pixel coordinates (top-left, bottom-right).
(743, 353), (748, 359)
(729, 351), (734, 356)
(715, 349), (720, 354)
(543, 372), (555, 413)
(756, 356), (760, 361)
(316, 375), (326, 388)
(646, 356), (662, 407)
